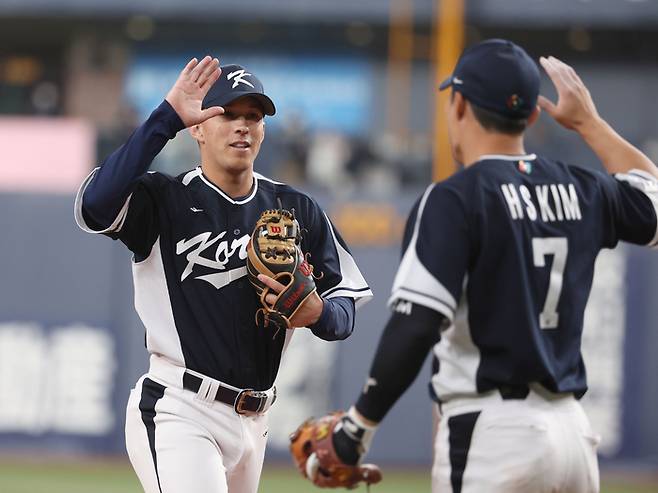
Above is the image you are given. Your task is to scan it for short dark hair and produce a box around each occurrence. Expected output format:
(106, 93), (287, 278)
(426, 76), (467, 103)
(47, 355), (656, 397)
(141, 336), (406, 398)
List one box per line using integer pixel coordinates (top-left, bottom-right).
(452, 90), (528, 135)
(471, 101), (528, 135)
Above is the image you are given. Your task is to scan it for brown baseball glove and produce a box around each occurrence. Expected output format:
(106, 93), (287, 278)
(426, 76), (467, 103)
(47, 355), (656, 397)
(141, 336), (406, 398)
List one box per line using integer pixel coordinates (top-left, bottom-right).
(289, 411), (382, 489)
(246, 206), (319, 332)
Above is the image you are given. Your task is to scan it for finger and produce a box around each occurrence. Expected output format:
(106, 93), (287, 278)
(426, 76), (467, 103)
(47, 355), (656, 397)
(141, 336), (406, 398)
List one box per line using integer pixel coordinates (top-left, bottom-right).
(265, 293), (277, 305)
(550, 56), (580, 86)
(540, 56), (567, 91)
(199, 66), (221, 91)
(547, 56), (576, 89)
(199, 106), (225, 123)
(537, 95), (557, 117)
(181, 57), (198, 77)
(199, 59), (220, 88)
(257, 274), (285, 294)
(190, 55), (212, 82)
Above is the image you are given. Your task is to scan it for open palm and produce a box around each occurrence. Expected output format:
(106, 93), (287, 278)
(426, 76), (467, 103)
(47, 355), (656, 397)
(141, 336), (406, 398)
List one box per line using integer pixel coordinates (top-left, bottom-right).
(165, 56), (224, 128)
(538, 56), (599, 132)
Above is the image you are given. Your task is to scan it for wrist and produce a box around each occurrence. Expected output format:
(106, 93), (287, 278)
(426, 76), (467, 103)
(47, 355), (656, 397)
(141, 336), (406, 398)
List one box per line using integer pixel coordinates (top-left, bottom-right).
(348, 406), (379, 429)
(308, 293), (323, 325)
(574, 114), (607, 142)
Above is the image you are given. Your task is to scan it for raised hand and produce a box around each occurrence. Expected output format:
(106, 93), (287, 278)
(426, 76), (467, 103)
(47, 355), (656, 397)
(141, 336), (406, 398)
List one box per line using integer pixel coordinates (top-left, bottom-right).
(165, 56), (224, 128)
(538, 56), (600, 132)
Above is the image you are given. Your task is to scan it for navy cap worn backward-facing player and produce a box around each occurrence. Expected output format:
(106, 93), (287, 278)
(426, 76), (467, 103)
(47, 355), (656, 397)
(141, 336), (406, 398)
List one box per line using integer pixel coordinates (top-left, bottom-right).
(74, 57), (372, 493)
(322, 40), (658, 492)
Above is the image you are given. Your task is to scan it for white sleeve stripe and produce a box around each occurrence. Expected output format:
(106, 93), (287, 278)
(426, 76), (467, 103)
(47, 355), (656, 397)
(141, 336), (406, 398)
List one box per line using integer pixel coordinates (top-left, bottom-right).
(394, 286), (455, 313)
(74, 167), (132, 234)
(325, 288), (374, 308)
(627, 168), (658, 183)
(388, 289), (455, 322)
(318, 212), (372, 307)
(615, 169), (658, 247)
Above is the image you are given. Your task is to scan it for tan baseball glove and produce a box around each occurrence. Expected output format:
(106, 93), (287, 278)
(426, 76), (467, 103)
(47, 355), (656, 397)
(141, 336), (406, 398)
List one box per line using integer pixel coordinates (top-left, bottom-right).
(289, 411), (382, 489)
(246, 206), (319, 331)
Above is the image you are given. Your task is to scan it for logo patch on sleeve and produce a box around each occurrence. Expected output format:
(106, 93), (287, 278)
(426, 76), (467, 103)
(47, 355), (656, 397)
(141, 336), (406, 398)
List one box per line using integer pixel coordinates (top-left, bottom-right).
(394, 299), (413, 315)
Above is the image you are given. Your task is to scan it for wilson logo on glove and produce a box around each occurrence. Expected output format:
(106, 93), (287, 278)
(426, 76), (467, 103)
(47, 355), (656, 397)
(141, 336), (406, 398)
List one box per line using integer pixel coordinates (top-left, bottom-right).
(246, 202), (322, 334)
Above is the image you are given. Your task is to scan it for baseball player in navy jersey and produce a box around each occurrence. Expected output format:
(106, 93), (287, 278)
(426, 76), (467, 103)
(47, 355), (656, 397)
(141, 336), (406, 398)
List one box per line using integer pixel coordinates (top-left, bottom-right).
(74, 56), (372, 493)
(319, 40), (658, 492)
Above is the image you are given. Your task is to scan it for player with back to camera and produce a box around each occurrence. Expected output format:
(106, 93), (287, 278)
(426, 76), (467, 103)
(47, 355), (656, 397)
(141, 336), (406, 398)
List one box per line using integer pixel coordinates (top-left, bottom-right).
(74, 56), (372, 493)
(296, 39), (658, 492)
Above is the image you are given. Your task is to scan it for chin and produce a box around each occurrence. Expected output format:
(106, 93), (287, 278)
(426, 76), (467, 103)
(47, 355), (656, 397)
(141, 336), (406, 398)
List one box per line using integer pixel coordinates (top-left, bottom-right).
(225, 159), (254, 175)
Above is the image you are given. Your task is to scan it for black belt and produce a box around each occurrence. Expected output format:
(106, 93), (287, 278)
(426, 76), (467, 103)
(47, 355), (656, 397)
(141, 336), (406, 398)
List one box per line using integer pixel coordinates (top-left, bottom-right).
(182, 372), (275, 415)
(497, 384), (530, 400)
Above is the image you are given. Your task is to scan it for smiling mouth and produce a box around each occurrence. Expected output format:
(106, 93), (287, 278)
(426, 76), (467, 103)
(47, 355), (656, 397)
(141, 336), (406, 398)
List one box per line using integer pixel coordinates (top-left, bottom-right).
(230, 142), (251, 149)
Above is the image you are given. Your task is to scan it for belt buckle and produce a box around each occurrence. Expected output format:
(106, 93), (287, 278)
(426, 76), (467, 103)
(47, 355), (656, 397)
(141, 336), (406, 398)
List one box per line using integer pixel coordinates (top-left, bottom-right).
(234, 389), (269, 415)
(234, 389), (253, 415)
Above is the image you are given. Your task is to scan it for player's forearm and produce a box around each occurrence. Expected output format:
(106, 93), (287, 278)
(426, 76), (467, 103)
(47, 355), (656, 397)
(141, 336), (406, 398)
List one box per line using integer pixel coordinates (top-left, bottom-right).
(309, 297), (355, 341)
(83, 100), (184, 227)
(355, 305), (443, 423)
(577, 116), (658, 180)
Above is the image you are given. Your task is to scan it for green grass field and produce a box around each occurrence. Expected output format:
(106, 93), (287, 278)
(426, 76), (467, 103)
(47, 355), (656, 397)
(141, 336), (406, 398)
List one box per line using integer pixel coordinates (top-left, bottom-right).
(0, 460), (655, 492)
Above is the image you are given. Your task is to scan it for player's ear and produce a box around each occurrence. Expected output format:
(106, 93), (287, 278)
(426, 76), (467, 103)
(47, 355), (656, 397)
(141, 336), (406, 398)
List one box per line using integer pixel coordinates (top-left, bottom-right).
(527, 105), (541, 127)
(189, 123), (205, 144)
(454, 91), (467, 120)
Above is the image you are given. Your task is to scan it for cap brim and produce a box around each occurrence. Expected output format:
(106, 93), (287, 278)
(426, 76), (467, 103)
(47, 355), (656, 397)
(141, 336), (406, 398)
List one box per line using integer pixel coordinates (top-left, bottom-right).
(204, 92), (276, 116)
(439, 76), (453, 91)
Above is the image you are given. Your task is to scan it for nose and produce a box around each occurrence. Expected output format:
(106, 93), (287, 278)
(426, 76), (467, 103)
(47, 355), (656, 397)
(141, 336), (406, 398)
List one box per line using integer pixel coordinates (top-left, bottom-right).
(234, 116), (249, 134)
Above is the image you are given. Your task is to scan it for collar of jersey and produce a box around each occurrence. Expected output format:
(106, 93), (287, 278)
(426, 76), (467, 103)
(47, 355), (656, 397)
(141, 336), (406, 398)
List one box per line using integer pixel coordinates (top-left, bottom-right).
(476, 153), (537, 163)
(186, 167), (283, 205)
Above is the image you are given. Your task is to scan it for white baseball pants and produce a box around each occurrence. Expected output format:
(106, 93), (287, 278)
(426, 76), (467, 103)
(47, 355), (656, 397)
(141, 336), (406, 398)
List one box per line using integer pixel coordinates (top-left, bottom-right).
(432, 387), (600, 493)
(125, 357), (269, 493)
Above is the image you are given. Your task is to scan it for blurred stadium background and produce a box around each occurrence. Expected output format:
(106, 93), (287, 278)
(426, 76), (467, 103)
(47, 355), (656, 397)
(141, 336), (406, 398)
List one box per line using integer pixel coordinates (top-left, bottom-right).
(1, 0), (658, 491)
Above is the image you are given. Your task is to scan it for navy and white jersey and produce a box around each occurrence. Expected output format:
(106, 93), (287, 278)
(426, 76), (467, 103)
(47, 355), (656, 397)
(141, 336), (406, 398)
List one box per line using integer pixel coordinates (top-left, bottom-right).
(74, 103), (372, 391)
(390, 154), (658, 401)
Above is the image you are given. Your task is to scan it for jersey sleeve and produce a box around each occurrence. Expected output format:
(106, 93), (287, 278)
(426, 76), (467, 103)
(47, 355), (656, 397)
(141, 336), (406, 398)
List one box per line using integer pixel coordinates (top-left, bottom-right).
(600, 169), (658, 248)
(74, 169), (161, 259)
(389, 183), (471, 322)
(303, 198), (372, 307)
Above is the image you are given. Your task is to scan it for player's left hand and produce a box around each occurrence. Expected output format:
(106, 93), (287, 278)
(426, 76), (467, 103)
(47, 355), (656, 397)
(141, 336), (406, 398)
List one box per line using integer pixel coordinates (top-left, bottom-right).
(289, 409), (382, 489)
(257, 274), (323, 328)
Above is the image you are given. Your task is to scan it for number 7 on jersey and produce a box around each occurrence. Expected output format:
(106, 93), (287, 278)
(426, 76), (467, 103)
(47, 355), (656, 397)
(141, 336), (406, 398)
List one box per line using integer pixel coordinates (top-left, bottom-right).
(532, 237), (568, 329)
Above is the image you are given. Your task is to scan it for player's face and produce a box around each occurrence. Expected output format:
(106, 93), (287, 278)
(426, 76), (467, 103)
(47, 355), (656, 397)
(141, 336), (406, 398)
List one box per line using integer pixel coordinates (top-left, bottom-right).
(199, 96), (265, 173)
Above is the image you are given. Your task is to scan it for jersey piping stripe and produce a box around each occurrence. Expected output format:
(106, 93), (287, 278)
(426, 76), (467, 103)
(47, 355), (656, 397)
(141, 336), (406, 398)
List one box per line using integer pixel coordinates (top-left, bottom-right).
(254, 172), (284, 185)
(476, 153), (537, 162)
(322, 285), (372, 297)
(448, 411), (481, 493)
(318, 211), (373, 307)
(195, 167), (260, 204)
(138, 378), (166, 493)
(182, 167), (202, 185)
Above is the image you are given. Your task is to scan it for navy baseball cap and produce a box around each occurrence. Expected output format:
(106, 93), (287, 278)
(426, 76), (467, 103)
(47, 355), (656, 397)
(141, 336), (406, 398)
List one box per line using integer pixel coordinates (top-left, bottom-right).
(439, 39), (540, 119)
(202, 64), (276, 116)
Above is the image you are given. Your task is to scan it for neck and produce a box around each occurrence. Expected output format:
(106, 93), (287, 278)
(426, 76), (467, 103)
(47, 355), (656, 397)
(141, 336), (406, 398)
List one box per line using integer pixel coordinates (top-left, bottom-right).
(461, 129), (527, 168)
(201, 163), (254, 198)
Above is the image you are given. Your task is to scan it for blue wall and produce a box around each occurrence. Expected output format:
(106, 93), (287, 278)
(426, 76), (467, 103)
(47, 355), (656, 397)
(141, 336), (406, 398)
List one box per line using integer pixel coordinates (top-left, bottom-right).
(0, 191), (656, 465)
